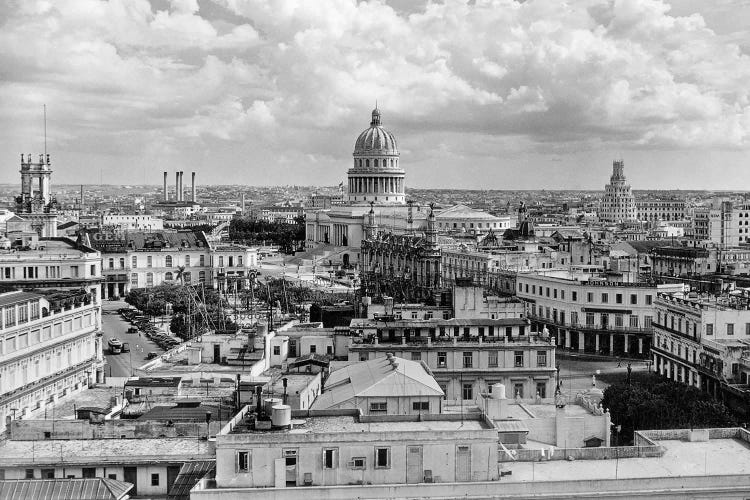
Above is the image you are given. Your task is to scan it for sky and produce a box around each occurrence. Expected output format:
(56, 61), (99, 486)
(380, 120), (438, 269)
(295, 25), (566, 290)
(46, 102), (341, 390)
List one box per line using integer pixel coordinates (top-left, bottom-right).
(2, 0), (750, 190)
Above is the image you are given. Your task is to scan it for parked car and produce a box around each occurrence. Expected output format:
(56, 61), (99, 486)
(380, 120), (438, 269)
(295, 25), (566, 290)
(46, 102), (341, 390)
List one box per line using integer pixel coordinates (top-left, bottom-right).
(121, 342), (130, 353)
(126, 327), (138, 334)
(146, 352), (159, 360)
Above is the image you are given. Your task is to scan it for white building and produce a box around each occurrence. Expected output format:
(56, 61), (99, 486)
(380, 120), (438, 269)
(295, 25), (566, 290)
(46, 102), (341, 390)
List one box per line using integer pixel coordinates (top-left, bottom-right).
(102, 214), (164, 231)
(0, 290), (103, 433)
(599, 160), (636, 223)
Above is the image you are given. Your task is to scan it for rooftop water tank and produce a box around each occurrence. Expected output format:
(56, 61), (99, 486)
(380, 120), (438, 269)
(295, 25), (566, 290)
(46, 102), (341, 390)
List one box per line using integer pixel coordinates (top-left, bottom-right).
(264, 397), (282, 415)
(491, 383), (506, 400)
(271, 404), (292, 428)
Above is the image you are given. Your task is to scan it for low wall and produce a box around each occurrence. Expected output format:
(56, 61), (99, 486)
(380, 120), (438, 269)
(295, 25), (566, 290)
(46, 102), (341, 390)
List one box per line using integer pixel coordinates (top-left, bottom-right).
(9, 418), (223, 440)
(190, 473), (750, 499)
(499, 444), (664, 462)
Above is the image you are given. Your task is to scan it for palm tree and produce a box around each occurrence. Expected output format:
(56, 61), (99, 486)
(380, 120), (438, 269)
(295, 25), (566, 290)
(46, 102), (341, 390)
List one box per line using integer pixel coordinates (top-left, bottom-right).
(175, 265), (186, 286)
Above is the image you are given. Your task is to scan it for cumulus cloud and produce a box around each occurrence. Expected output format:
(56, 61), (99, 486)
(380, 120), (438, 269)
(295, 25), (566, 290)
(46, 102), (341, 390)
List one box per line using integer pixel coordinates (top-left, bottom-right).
(1, 0), (750, 188)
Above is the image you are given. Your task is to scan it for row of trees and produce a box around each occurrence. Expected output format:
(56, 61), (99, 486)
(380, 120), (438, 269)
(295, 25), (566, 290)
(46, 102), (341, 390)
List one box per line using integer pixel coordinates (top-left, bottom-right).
(229, 216), (305, 254)
(602, 373), (737, 445)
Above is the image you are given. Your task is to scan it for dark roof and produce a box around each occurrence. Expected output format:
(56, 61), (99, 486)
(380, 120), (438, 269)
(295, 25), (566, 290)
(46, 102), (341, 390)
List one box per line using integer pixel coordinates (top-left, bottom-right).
(0, 478), (132, 500)
(90, 230), (208, 253)
(57, 221), (79, 230)
(139, 404), (219, 422)
(124, 376), (182, 388)
(0, 291), (41, 308)
(167, 461), (215, 500)
(288, 353), (331, 369)
(626, 240), (674, 253)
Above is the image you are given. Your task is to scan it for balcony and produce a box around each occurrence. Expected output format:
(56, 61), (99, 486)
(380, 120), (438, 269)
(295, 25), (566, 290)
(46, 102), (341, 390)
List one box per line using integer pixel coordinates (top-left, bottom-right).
(527, 312), (653, 335)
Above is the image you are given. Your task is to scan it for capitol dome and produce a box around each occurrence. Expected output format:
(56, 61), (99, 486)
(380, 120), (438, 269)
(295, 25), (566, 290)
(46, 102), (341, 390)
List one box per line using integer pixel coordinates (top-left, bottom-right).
(346, 107), (405, 205)
(354, 108), (399, 156)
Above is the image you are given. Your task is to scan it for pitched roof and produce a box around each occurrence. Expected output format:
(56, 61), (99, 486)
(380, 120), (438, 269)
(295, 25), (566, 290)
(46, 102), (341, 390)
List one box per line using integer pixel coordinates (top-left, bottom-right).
(435, 204), (500, 220)
(311, 356), (443, 410)
(0, 478), (132, 500)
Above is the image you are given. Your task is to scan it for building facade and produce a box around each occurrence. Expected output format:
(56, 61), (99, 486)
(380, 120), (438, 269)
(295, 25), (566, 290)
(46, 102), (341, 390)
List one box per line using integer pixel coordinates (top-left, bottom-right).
(0, 290), (103, 433)
(636, 199), (686, 222)
(347, 317), (556, 402)
(517, 270), (686, 357)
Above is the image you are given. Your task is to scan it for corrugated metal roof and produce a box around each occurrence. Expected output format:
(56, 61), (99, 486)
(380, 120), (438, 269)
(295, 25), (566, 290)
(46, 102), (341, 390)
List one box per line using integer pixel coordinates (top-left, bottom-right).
(494, 420), (530, 433)
(167, 461), (215, 500)
(0, 478), (132, 500)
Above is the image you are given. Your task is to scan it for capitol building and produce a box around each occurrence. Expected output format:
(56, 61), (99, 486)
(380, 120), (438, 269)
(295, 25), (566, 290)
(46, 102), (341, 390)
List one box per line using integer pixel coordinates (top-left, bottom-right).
(304, 107), (430, 267)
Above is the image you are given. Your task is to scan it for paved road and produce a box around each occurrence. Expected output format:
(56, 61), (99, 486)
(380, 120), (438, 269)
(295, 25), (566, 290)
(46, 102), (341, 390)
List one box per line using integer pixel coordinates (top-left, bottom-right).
(556, 352), (651, 402)
(101, 300), (166, 377)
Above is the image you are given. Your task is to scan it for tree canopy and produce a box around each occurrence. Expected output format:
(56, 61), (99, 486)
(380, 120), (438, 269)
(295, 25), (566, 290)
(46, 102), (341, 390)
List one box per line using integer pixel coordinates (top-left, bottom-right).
(229, 216), (305, 254)
(602, 373), (737, 445)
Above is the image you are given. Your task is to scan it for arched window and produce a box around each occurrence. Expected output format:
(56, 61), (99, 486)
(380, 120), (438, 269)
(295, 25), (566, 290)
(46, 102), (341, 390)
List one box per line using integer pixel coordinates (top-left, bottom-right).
(374, 159), (378, 168)
(359, 159), (363, 167)
(165, 255), (173, 267)
(165, 272), (173, 281)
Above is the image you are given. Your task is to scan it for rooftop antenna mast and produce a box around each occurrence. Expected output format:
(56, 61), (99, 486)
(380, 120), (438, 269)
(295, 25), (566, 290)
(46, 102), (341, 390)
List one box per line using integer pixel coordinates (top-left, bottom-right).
(44, 104), (47, 156)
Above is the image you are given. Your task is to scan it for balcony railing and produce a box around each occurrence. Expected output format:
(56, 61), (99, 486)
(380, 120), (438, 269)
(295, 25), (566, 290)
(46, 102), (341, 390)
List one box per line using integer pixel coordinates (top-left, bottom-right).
(527, 313), (653, 335)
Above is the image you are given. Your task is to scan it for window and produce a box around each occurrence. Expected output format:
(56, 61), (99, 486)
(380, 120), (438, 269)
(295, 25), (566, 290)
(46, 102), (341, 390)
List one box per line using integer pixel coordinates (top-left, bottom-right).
(616, 293), (623, 304)
(108, 473), (117, 480)
(30, 301), (39, 320)
(108, 258), (114, 269)
(462, 383), (473, 400)
(200, 255), (205, 266)
(437, 351), (447, 367)
(130, 273), (138, 286)
(646, 295), (653, 305)
(323, 448), (337, 469)
(514, 351), (524, 367)
(586, 312), (595, 326)
(746, 323), (750, 336)
(219, 256), (224, 267)
(587, 292), (593, 302)
(572, 291), (577, 301)
(82, 468), (95, 478)
(412, 401), (429, 411)
(488, 351), (498, 367)
(236, 451), (251, 470)
(463, 351), (473, 368)
(199, 271), (206, 283)
(411, 352), (421, 361)
(147, 256), (153, 268)
(273, 346), (280, 355)
(537, 350), (547, 367)
(165, 271), (173, 281)
(165, 255), (173, 267)
(119, 258), (125, 269)
(5, 307), (16, 327)
(151, 473), (160, 486)
(630, 294), (637, 305)
(185, 255), (191, 267)
(375, 447), (391, 468)
(728, 323), (735, 335)
(71, 265), (79, 277)
(536, 382), (547, 399)
(131, 256), (137, 268)
(601, 293), (609, 303)
(706, 324), (714, 336)
(513, 383), (524, 399)
(146, 272), (154, 286)
(309, 344), (316, 354)
(25, 469), (34, 479)
(369, 402), (387, 413)
(350, 457), (366, 469)
(183, 272), (191, 284)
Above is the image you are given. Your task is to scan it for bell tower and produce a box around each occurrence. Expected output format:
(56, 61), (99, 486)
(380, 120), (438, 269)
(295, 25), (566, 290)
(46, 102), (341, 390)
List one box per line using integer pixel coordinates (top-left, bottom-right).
(15, 153), (58, 237)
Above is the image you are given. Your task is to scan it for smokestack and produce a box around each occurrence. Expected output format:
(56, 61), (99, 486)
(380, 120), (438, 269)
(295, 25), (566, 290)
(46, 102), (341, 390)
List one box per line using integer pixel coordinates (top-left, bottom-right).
(178, 171), (184, 202)
(163, 172), (168, 201)
(175, 172), (180, 202)
(80, 185), (84, 212)
(191, 172), (196, 202)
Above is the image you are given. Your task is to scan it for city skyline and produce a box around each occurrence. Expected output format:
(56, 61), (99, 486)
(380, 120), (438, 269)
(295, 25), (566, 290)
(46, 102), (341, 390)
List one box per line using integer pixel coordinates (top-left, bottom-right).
(3, 0), (750, 190)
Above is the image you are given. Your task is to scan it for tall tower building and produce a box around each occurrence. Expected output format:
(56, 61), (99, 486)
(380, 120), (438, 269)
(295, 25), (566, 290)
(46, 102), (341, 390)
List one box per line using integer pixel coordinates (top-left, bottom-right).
(600, 160), (636, 223)
(15, 153), (58, 237)
(346, 107), (405, 204)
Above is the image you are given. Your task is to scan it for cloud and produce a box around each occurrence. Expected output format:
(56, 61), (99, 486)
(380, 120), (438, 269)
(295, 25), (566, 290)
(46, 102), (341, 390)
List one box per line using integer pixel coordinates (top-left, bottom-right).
(1, 0), (750, 188)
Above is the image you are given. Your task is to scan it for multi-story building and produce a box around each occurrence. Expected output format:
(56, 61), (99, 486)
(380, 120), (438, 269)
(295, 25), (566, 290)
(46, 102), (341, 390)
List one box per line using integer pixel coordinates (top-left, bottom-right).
(89, 231), (257, 297)
(101, 214), (164, 231)
(517, 270), (686, 357)
(348, 315), (555, 402)
(360, 207), (443, 303)
(651, 290), (750, 415)
(259, 205), (304, 224)
(691, 200), (750, 247)
(0, 290), (103, 433)
(636, 198), (686, 222)
(599, 160), (636, 223)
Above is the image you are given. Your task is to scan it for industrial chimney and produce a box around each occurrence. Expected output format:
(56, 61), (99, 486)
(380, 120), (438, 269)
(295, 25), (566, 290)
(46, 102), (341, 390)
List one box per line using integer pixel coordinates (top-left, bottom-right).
(175, 172), (180, 202)
(191, 172), (196, 202)
(163, 172), (168, 201)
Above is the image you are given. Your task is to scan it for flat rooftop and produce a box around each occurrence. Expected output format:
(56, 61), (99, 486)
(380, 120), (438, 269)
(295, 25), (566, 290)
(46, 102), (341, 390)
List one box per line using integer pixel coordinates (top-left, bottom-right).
(503, 436), (750, 482)
(230, 414), (493, 436)
(0, 438), (214, 466)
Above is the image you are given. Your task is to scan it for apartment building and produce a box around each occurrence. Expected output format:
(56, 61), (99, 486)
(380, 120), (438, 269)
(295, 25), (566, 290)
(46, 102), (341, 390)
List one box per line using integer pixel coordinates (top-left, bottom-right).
(636, 199), (686, 222)
(0, 290), (103, 433)
(516, 270), (686, 357)
(651, 290), (750, 414)
(347, 317), (556, 403)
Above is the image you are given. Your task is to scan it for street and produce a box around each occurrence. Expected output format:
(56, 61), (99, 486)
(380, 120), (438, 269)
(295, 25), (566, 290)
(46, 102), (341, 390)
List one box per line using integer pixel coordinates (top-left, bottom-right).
(101, 300), (165, 377)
